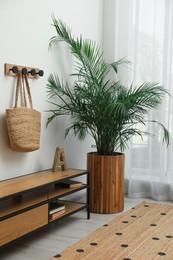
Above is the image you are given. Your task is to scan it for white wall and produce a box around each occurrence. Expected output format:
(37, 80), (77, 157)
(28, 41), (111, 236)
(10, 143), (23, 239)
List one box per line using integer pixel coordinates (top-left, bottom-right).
(102, 0), (116, 62)
(0, 0), (103, 180)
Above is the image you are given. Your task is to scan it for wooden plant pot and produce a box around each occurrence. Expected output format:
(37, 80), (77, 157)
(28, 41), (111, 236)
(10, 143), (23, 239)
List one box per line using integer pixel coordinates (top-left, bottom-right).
(87, 152), (125, 214)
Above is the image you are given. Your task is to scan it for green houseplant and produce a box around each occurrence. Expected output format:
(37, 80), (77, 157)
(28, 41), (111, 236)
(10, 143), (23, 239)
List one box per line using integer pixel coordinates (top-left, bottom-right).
(46, 17), (170, 213)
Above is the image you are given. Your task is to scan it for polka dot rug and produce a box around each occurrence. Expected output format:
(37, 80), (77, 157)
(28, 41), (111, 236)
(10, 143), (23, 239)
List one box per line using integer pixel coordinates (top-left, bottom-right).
(50, 201), (173, 260)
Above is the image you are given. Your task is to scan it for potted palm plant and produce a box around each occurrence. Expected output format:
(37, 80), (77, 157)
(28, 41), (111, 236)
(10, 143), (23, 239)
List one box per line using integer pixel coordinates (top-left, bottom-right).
(46, 17), (170, 213)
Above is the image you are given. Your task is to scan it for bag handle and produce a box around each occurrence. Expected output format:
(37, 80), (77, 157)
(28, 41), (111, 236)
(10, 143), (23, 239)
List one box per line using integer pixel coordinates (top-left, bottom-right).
(14, 71), (24, 108)
(23, 74), (33, 109)
(22, 74), (27, 107)
(14, 72), (33, 109)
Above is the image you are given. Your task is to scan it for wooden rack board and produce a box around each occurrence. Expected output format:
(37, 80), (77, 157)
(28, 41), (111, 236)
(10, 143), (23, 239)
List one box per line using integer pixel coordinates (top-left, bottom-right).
(4, 63), (41, 78)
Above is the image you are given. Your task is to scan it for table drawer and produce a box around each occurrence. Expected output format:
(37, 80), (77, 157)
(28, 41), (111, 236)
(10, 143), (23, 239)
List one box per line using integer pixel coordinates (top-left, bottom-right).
(0, 204), (48, 246)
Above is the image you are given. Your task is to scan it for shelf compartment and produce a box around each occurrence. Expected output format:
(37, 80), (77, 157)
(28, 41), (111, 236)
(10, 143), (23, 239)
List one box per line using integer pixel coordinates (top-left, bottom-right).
(47, 184), (87, 200)
(0, 189), (48, 220)
(49, 201), (86, 222)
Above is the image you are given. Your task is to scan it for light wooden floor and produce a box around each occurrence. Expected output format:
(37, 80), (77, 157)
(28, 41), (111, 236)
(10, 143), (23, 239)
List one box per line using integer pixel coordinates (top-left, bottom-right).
(0, 197), (171, 260)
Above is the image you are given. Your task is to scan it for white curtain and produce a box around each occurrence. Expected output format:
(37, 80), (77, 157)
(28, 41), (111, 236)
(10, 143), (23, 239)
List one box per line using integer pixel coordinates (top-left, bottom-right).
(114, 0), (173, 201)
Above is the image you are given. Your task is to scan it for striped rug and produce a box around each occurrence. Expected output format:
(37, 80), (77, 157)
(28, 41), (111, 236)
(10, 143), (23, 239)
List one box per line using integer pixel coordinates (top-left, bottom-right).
(50, 201), (173, 260)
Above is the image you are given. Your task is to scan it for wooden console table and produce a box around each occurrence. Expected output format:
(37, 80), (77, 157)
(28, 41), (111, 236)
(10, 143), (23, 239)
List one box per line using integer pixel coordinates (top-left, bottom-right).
(0, 168), (90, 248)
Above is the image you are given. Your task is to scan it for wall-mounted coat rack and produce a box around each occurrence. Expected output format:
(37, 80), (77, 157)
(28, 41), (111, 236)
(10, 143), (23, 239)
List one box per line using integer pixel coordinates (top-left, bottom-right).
(4, 63), (44, 79)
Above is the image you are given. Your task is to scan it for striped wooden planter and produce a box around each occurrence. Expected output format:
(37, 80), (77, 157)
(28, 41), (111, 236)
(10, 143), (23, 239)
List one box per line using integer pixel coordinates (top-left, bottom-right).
(87, 152), (125, 214)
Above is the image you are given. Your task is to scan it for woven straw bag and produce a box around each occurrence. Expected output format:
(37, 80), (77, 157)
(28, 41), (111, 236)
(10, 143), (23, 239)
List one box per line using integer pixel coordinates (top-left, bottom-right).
(6, 72), (41, 152)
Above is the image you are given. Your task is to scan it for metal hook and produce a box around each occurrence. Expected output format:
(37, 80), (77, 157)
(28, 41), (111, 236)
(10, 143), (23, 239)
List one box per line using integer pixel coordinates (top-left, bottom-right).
(22, 67), (27, 75)
(37, 70), (44, 77)
(28, 69), (36, 76)
(10, 66), (18, 74)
